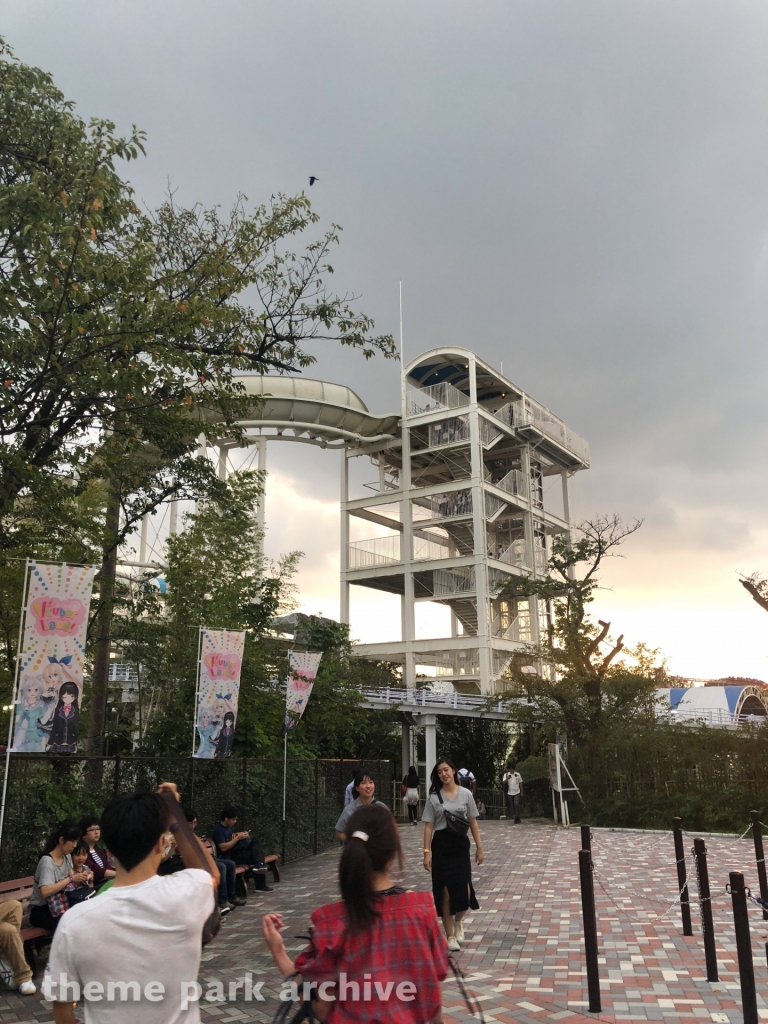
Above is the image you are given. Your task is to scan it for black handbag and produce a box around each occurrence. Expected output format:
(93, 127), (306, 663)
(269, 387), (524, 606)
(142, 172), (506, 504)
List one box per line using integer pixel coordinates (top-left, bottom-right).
(437, 790), (470, 837)
(67, 885), (96, 906)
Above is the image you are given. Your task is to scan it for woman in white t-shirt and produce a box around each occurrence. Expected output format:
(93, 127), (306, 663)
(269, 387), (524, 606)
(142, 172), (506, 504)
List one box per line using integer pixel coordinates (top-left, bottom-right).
(421, 758), (484, 951)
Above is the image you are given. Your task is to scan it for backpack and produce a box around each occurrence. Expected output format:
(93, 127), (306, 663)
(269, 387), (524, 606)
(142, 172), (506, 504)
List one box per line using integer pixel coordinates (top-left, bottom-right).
(459, 773), (473, 789)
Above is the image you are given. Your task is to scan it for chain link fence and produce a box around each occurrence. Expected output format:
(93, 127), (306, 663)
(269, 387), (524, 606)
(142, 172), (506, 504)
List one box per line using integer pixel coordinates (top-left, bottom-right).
(0, 755), (391, 881)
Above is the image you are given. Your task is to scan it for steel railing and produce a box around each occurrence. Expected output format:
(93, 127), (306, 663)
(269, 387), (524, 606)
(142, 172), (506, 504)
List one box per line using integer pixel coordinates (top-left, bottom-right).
(407, 382), (469, 416)
(348, 536), (401, 568)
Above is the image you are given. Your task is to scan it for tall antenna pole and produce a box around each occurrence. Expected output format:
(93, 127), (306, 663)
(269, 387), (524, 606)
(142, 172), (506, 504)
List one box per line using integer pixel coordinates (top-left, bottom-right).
(399, 280), (404, 363)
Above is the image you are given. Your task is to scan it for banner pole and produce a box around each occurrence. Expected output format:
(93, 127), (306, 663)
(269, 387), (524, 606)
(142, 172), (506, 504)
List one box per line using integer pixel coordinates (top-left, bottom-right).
(281, 728), (288, 864)
(0, 558), (31, 854)
(191, 627), (203, 757)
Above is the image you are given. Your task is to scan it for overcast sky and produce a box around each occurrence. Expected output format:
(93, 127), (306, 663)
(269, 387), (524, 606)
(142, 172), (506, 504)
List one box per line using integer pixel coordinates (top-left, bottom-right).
(7, 1), (768, 678)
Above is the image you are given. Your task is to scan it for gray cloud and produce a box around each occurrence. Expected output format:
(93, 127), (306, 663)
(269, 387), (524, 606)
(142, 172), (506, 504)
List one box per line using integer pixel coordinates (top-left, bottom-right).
(6, 0), (768, 669)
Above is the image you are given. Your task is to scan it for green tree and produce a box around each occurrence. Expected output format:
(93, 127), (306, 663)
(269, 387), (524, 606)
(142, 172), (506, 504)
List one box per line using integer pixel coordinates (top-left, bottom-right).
(112, 477), (400, 761)
(435, 718), (512, 787)
(495, 515), (660, 740)
(0, 37), (394, 524)
(0, 37), (396, 751)
(113, 472), (289, 755)
(281, 616), (402, 762)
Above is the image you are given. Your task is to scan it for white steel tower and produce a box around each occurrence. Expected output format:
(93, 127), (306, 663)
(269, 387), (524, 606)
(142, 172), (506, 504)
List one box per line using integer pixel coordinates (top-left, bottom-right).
(341, 347), (589, 695)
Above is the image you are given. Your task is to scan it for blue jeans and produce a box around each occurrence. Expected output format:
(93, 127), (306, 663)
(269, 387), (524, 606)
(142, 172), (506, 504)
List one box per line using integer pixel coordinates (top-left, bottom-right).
(506, 793), (521, 819)
(215, 858), (237, 904)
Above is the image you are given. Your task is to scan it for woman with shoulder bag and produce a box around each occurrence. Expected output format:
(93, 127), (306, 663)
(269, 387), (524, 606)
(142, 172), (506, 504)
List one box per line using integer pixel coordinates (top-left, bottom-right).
(422, 758), (483, 951)
(28, 822), (89, 932)
(402, 765), (420, 825)
(262, 803), (448, 1023)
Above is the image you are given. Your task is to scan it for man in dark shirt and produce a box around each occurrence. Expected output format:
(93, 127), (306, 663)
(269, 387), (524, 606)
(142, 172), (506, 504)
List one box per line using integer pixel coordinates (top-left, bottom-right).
(212, 806), (273, 892)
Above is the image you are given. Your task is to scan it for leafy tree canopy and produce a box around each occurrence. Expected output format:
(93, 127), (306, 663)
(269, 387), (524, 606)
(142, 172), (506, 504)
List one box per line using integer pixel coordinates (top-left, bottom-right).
(495, 515), (662, 740)
(0, 37), (395, 547)
(102, 473), (399, 762)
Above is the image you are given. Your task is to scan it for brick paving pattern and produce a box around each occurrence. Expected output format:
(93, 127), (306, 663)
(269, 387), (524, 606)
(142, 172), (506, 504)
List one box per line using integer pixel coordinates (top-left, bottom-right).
(2, 819), (766, 1022)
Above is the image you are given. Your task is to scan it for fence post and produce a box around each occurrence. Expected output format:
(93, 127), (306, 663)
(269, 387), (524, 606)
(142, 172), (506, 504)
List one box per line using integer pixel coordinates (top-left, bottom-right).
(728, 871), (757, 1024)
(241, 757), (247, 828)
(313, 759), (319, 856)
(113, 753), (120, 797)
(750, 810), (768, 921)
(580, 824), (591, 853)
(693, 837), (718, 982)
(578, 848), (602, 1013)
(673, 817), (693, 937)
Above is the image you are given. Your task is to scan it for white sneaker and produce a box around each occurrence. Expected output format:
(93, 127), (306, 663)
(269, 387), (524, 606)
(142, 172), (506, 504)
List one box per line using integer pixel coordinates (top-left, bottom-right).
(447, 936), (460, 952)
(19, 980), (37, 996)
(454, 918), (465, 942)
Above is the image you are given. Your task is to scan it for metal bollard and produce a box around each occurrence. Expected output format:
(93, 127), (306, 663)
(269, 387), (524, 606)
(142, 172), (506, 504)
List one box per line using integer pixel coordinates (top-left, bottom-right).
(578, 848), (602, 1013)
(728, 872), (757, 1024)
(581, 824), (591, 853)
(750, 810), (768, 922)
(693, 837), (718, 982)
(673, 818), (693, 937)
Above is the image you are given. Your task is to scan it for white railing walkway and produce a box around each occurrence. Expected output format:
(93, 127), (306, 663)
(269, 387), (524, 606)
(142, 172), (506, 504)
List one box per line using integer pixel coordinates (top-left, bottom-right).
(664, 707), (766, 729)
(406, 383), (590, 464)
(358, 687), (512, 719)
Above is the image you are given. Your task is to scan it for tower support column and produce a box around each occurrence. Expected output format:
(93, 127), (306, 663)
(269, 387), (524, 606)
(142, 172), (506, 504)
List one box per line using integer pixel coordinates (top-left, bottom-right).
(401, 717), (411, 779)
(420, 713), (438, 782)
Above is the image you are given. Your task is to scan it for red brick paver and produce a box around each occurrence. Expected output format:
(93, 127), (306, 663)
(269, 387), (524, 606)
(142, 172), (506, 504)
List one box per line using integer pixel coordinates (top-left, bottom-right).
(1, 820), (766, 1023)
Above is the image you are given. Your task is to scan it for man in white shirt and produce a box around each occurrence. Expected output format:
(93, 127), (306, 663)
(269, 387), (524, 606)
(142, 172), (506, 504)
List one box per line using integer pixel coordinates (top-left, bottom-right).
(502, 765), (523, 823)
(44, 782), (218, 1024)
(457, 767), (476, 794)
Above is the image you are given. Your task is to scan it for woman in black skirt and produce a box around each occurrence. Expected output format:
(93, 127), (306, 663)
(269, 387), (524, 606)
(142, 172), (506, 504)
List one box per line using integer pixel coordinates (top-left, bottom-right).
(422, 757), (484, 951)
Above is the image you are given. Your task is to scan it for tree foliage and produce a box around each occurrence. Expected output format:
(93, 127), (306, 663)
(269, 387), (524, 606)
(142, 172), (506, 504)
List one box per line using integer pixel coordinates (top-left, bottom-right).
(0, 38), (397, 754)
(738, 572), (768, 616)
(0, 36), (395, 547)
(495, 515), (661, 740)
(435, 717), (512, 788)
(103, 475), (399, 761)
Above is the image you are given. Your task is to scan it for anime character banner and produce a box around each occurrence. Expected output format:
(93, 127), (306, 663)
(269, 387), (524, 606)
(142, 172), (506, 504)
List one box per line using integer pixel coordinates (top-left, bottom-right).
(193, 628), (245, 759)
(11, 561), (97, 753)
(284, 650), (323, 731)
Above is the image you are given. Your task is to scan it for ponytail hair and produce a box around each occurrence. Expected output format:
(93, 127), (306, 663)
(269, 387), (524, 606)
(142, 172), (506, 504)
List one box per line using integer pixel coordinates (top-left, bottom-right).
(339, 803), (402, 933)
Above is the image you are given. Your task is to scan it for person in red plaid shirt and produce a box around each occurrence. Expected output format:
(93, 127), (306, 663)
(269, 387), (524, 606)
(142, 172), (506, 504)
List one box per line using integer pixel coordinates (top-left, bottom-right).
(262, 803), (448, 1023)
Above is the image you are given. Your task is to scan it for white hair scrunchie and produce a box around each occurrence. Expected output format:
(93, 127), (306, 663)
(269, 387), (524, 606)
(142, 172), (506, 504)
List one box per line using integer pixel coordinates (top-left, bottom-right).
(351, 830), (369, 841)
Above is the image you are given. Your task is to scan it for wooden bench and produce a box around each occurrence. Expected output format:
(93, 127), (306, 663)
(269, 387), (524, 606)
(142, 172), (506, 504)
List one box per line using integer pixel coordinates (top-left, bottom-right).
(231, 856), (281, 896)
(0, 876), (52, 976)
(203, 841), (281, 896)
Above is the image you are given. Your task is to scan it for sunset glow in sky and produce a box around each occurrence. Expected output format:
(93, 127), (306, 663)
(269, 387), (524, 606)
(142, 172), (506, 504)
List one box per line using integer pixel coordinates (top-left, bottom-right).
(10, 1), (768, 680)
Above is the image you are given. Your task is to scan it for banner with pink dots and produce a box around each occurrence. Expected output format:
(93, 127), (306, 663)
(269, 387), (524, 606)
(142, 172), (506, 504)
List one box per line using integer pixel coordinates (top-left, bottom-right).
(193, 628), (245, 759)
(11, 561), (96, 753)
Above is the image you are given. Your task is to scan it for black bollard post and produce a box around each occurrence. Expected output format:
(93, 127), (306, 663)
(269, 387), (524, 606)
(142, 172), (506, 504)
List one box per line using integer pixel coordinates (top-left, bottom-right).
(729, 872), (757, 1024)
(673, 818), (693, 937)
(578, 848), (602, 1013)
(581, 824), (591, 853)
(693, 838), (718, 982)
(750, 810), (768, 921)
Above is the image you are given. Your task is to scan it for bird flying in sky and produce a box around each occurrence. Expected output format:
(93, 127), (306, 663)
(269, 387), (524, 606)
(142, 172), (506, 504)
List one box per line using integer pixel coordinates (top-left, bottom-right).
(309, 176), (319, 186)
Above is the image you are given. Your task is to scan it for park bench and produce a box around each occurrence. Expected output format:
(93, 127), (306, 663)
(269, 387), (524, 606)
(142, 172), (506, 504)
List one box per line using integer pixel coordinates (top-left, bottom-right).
(202, 840), (281, 897)
(0, 875), (52, 975)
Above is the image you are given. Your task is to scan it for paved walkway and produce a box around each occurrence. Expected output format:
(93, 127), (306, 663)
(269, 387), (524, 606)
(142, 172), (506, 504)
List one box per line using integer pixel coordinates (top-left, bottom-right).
(2, 820), (766, 1023)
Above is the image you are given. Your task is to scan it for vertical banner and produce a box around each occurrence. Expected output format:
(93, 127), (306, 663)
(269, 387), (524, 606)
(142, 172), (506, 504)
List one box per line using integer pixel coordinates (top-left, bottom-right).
(11, 561), (97, 753)
(194, 628), (245, 759)
(284, 650), (323, 730)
